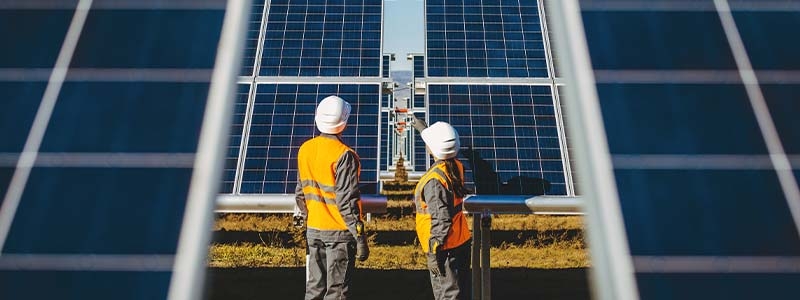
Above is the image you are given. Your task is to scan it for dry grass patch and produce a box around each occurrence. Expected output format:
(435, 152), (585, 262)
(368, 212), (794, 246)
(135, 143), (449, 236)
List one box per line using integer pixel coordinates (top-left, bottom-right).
(209, 241), (588, 270)
(215, 213), (584, 232)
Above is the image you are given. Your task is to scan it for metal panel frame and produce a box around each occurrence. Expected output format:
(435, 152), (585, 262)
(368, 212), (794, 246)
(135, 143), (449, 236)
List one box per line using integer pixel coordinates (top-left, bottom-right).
(545, 0), (639, 299)
(167, 1), (250, 299)
(232, 0), (271, 194)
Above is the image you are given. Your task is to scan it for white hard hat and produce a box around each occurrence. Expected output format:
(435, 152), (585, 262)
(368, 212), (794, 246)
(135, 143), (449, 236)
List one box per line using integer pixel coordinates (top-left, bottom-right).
(420, 122), (460, 160)
(315, 95), (351, 134)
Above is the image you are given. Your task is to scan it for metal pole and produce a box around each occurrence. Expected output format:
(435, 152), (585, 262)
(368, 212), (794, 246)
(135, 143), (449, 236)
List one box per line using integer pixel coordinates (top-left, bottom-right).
(471, 213), (482, 300)
(480, 213), (492, 300)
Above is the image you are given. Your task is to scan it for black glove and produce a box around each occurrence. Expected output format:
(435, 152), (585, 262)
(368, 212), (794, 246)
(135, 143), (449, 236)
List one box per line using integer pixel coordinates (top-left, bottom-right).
(292, 215), (304, 228)
(356, 235), (370, 262)
(356, 221), (369, 261)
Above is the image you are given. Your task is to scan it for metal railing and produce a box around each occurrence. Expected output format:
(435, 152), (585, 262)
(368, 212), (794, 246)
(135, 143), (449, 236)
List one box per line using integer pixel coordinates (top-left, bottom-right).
(214, 194), (583, 300)
(463, 195), (583, 300)
(215, 194), (388, 214)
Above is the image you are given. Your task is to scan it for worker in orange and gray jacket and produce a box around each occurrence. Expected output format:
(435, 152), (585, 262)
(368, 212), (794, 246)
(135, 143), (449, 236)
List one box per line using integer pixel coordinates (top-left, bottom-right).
(295, 95), (369, 300)
(412, 117), (472, 300)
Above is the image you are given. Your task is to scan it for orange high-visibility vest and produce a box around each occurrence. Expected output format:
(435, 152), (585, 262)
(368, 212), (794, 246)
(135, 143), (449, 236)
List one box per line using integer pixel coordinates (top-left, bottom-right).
(414, 160), (471, 253)
(298, 135), (362, 231)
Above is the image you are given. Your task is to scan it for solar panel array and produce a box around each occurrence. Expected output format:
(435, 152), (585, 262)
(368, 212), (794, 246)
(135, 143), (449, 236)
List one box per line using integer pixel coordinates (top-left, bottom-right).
(0, 1), (243, 299)
(428, 84), (566, 194)
(424, 0), (573, 195)
(408, 54), (428, 172)
(549, 0), (800, 298)
(226, 0), (384, 195)
(426, 0), (548, 78)
(259, 0), (382, 77)
(240, 84), (379, 194)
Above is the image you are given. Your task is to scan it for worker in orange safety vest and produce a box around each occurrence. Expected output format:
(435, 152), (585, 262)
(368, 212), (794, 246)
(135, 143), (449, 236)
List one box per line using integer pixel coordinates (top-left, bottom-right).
(295, 95), (369, 300)
(411, 117), (472, 300)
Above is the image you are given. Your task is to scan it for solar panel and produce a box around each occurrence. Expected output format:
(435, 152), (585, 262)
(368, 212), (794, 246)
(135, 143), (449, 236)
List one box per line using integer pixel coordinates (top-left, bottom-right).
(411, 54), (426, 109)
(259, 0), (383, 77)
(413, 112), (429, 172)
(413, 54), (426, 79)
(548, 0), (800, 298)
(0, 1), (246, 299)
(382, 54), (392, 78)
(426, 0), (548, 78)
(428, 84), (567, 195)
(381, 110), (390, 169)
(241, 0), (267, 76)
(239, 83), (380, 194)
(220, 84), (252, 194)
(0, 6), (73, 201)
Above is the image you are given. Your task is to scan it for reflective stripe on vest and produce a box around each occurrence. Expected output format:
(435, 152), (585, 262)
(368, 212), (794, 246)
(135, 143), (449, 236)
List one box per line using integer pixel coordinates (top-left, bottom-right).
(297, 135), (361, 231)
(414, 160), (471, 253)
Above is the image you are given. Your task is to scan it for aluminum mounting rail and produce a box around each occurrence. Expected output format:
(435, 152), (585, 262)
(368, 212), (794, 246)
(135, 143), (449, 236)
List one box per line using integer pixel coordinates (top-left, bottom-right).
(464, 195), (583, 300)
(463, 195), (583, 215)
(215, 194), (388, 214)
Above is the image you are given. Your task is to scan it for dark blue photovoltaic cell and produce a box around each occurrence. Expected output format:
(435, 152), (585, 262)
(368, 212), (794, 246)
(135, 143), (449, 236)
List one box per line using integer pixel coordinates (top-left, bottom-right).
(616, 169), (800, 256)
(40, 82), (208, 153)
(221, 84), (251, 194)
(734, 12), (800, 70)
(1, 2), (227, 299)
(241, 0), (266, 76)
(260, 0), (383, 77)
(426, 0), (547, 77)
(762, 84), (800, 154)
(413, 55), (425, 79)
(582, 11), (737, 70)
(543, 4), (559, 77)
(428, 84), (566, 195)
(0, 271), (171, 300)
(380, 111), (389, 169)
(0, 9), (73, 68)
(556, 86), (577, 193)
(70, 10), (224, 68)
(0, 168), (12, 207)
(636, 273), (800, 300)
(240, 84), (379, 194)
(414, 112), (428, 172)
(597, 84), (769, 155)
(0, 82), (47, 153)
(578, 2), (800, 297)
(4, 168), (190, 254)
(382, 54), (391, 78)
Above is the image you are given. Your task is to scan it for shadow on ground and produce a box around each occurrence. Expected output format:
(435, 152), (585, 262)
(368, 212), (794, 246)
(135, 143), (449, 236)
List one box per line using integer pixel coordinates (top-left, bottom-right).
(206, 267), (590, 300)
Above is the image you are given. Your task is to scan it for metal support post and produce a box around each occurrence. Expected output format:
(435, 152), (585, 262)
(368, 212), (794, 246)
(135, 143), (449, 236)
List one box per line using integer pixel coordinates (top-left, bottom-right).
(471, 213), (482, 300)
(480, 212), (492, 300)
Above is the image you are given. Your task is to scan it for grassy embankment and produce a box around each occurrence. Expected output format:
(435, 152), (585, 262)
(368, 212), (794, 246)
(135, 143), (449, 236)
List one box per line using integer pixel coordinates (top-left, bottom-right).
(209, 201), (589, 270)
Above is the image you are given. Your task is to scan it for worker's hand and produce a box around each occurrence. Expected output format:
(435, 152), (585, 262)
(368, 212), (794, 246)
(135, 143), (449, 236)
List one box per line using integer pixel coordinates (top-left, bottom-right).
(356, 221), (369, 261)
(356, 234), (370, 261)
(410, 114), (428, 133)
(427, 238), (445, 277)
(292, 215), (304, 229)
(427, 253), (445, 277)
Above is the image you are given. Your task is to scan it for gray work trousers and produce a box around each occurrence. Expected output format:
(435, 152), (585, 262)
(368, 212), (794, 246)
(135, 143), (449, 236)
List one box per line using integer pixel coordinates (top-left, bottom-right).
(430, 242), (472, 300)
(306, 239), (356, 300)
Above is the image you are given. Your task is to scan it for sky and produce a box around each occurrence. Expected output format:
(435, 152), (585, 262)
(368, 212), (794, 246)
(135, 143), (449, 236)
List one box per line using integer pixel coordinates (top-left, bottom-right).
(383, 0), (425, 71)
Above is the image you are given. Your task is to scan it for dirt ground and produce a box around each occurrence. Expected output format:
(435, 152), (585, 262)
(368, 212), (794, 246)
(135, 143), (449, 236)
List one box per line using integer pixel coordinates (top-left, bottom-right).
(205, 267), (590, 299)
